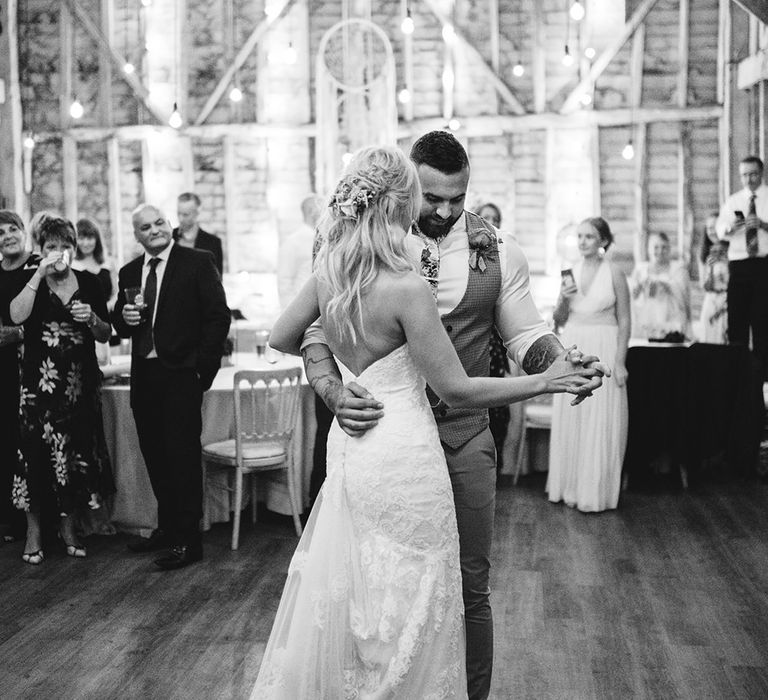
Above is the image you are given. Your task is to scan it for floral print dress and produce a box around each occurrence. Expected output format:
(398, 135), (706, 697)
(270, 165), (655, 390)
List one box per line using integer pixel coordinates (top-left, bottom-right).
(12, 270), (113, 516)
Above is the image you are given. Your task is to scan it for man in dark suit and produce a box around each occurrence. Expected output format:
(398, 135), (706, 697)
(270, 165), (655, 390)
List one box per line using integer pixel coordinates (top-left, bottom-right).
(113, 203), (230, 570)
(173, 192), (224, 275)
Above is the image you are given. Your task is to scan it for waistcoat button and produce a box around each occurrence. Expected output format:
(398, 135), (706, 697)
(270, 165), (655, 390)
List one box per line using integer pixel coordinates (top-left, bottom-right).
(446, 325), (453, 333)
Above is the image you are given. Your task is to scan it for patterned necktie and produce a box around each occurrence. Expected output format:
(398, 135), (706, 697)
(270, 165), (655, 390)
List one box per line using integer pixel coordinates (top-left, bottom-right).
(747, 194), (758, 257)
(134, 257), (161, 357)
(414, 223), (443, 300)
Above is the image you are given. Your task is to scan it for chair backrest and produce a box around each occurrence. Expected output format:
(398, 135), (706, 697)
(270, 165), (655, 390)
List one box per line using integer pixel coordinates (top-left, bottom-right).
(233, 367), (304, 452)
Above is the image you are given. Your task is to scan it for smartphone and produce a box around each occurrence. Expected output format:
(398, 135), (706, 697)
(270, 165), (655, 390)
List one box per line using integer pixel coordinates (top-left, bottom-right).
(561, 268), (577, 292)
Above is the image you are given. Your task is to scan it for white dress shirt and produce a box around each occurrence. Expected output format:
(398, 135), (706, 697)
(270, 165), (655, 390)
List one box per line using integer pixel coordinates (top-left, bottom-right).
(715, 183), (768, 260)
(141, 240), (174, 359)
(303, 212), (551, 368)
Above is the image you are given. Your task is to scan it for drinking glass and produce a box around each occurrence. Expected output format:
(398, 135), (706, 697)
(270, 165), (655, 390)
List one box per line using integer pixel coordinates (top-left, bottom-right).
(124, 286), (145, 311)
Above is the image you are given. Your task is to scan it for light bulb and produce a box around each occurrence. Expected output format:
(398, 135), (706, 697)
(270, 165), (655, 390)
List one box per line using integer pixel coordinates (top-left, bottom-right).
(341, 152), (354, 167)
(512, 62), (525, 78)
(23, 134), (35, 149)
(229, 86), (243, 102)
(570, 1), (585, 22)
(69, 99), (84, 119)
(168, 103), (182, 129)
(401, 12), (414, 35)
(584, 46), (596, 60)
(123, 62), (135, 75)
(448, 118), (461, 131)
(398, 88), (412, 104)
(562, 46), (574, 67)
(622, 141), (635, 160)
(141, 0), (152, 6)
(442, 24), (455, 44)
(580, 93), (592, 105)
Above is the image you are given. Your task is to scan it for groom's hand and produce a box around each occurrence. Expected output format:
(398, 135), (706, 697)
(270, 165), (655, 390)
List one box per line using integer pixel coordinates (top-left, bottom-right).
(332, 382), (384, 437)
(559, 347), (609, 406)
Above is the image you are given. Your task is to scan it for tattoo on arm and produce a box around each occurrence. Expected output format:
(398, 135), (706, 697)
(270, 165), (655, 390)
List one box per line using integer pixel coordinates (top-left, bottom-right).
(522, 334), (564, 375)
(301, 344), (343, 410)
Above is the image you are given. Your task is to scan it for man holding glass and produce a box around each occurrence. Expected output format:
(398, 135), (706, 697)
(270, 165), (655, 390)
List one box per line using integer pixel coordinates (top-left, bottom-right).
(112, 204), (230, 570)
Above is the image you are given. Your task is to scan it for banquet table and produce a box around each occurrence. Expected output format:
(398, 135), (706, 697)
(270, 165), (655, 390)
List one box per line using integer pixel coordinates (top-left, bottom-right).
(623, 341), (763, 488)
(101, 353), (317, 536)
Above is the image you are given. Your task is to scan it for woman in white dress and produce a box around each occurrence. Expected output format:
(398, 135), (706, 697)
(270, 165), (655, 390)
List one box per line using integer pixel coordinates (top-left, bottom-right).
(548, 217), (631, 513)
(257, 146), (599, 699)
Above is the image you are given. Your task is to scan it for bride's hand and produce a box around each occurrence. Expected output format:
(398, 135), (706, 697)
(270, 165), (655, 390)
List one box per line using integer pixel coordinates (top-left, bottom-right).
(559, 346), (610, 405)
(543, 347), (605, 402)
(333, 382), (384, 437)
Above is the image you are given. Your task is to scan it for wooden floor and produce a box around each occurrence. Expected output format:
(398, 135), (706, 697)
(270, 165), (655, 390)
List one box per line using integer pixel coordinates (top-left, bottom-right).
(2, 474), (768, 700)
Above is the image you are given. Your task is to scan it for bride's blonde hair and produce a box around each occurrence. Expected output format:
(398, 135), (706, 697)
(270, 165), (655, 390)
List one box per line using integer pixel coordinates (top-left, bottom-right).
(315, 145), (421, 342)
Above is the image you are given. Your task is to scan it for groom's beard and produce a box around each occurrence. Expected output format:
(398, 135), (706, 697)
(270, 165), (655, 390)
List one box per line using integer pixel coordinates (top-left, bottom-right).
(417, 212), (462, 239)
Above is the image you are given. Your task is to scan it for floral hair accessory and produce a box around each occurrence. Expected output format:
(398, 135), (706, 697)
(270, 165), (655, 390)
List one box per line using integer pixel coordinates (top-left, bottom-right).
(330, 179), (378, 221)
(468, 227), (494, 272)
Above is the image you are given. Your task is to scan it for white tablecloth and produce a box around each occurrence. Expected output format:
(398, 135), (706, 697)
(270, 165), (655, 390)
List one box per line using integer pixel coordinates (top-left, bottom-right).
(101, 354), (316, 536)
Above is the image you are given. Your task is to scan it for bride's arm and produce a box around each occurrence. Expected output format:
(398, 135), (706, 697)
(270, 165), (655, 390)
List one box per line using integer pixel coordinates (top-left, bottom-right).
(269, 275), (321, 355)
(397, 274), (598, 408)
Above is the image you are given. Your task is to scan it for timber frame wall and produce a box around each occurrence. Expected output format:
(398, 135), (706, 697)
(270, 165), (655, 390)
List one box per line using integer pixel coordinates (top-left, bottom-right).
(1, 0), (767, 285)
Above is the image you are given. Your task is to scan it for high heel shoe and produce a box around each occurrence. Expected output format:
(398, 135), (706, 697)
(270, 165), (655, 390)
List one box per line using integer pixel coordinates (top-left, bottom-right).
(22, 550), (44, 565)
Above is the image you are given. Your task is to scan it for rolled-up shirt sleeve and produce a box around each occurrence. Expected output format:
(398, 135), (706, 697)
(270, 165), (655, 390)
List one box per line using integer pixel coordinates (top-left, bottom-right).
(494, 233), (553, 368)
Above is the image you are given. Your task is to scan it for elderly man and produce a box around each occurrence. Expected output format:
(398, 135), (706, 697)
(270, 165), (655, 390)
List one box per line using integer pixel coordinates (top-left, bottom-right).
(173, 192), (224, 275)
(113, 204), (230, 570)
(302, 130), (606, 700)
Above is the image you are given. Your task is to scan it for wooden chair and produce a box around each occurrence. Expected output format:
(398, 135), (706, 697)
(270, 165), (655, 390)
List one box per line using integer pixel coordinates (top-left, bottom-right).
(514, 395), (553, 485)
(202, 367), (304, 550)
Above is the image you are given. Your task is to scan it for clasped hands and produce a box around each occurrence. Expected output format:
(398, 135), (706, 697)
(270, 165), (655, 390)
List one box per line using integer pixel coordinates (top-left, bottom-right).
(329, 345), (609, 437)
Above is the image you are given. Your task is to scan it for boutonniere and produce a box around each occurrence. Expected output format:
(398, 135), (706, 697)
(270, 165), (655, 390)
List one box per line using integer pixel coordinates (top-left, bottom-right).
(468, 229), (494, 272)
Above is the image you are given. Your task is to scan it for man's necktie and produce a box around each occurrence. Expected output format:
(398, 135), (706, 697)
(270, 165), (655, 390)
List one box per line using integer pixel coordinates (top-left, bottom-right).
(414, 223), (442, 300)
(134, 257), (160, 357)
(747, 194), (759, 257)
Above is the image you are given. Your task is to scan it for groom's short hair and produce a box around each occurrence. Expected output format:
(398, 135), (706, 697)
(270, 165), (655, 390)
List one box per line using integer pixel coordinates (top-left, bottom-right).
(410, 130), (469, 174)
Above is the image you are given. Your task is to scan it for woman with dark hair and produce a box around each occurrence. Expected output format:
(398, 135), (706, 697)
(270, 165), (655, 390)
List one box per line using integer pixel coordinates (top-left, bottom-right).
(9, 216), (114, 564)
(698, 212), (729, 343)
(73, 217), (117, 307)
(0, 211), (40, 542)
(548, 216), (631, 512)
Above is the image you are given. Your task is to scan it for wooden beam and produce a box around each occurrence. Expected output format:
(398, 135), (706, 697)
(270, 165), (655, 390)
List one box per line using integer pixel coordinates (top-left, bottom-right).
(223, 135), (236, 274)
(401, 0), (414, 122)
(62, 135), (78, 222)
(736, 50), (768, 89)
(62, 0), (167, 125)
(530, 0), (546, 114)
(0, 0), (25, 214)
(719, 0), (731, 201)
(677, 0), (689, 109)
(560, 0), (661, 114)
(60, 4), (74, 129)
(193, 0), (298, 126)
(734, 0), (768, 26)
(677, 0), (690, 262)
(633, 123), (648, 263)
(489, 0), (500, 76)
(421, 0), (526, 115)
(106, 137), (124, 267)
(99, 0), (114, 127)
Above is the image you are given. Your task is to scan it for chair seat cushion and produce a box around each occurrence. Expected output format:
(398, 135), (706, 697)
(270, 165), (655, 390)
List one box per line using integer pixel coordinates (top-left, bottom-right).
(203, 439), (287, 467)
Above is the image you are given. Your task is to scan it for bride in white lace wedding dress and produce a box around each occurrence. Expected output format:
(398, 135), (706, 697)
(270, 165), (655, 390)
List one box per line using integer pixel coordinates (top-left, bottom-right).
(256, 146), (598, 699)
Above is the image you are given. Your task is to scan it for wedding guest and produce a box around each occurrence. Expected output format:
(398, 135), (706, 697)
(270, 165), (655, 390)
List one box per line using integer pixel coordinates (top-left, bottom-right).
(277, 194), (321, 310)
(629, 231), (691, 340)
(28, 210), (57, 250)
(113, 204), (230, 570)
(258, 145), (599, 698)
(716, 155), (768, 377)
(0, 211), (40, 543)
(548, 217), (630, 512)
(173, 192), (224, 275)
(697, 212), (729, 344)
(9, 216), (114, 564)
(73, 218), (118, 307)
(474, 201), (509, 471)
(298, 131), (607, 700)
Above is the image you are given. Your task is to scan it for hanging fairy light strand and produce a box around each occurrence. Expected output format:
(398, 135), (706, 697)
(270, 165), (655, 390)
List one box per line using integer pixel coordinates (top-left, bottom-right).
(562, 0), (574, 67)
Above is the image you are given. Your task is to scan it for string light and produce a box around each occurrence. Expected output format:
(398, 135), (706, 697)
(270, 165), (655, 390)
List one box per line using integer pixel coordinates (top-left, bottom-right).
(512, 61), (525, 78)
(69, 99), (84, 119)
(229, 86), (243, 102)
(448, 118), (461, 131)
(398, 88), (412, 104)
(580, 93), (592, 106)
(401, 8), (414, 35)
(341, 152), (354, 167)
(569, 1), (585, 22)
(141, 0), (152, 6)
(23, 134), (35, 149)
(562, 45), (574, 67)
(123, 62), (135, 74)
(168, 102), (182, 129)
(442, 24), (455, 44)
(622, 139), (635, 160)
(584, 46), (596, 60)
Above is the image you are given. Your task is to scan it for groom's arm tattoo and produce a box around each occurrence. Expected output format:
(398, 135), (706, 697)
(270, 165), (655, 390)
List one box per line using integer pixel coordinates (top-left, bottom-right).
(521, 334), (564, 375)
(301, 343), (343, 411)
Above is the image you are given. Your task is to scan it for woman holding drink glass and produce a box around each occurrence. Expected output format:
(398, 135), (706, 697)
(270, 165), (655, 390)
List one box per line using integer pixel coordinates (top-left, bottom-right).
(9, 216), (114, 564)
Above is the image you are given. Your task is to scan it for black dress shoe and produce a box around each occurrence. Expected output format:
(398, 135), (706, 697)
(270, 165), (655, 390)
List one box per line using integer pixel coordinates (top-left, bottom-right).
(127, 529), (169, 553)
(154, 544), (203, 570)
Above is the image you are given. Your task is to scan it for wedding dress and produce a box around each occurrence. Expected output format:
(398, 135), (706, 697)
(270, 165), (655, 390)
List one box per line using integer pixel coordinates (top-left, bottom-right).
(251, 343), (467, 699)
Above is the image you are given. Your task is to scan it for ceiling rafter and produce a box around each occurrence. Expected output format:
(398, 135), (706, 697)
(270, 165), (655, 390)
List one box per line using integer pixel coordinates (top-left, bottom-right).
(62, 0), (167, 125)
(559, 0), (661, 114)
(734, 0), (768, 26)
(193, 0), (298, 126)
(420, 0), (526, 116)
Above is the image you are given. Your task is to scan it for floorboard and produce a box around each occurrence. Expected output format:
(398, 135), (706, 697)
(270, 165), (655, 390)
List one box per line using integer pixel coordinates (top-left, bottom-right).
(2, 476), (768, 699)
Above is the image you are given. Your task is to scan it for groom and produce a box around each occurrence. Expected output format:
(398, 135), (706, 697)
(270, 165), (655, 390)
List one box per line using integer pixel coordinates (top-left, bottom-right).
(302, 130), (606, 700)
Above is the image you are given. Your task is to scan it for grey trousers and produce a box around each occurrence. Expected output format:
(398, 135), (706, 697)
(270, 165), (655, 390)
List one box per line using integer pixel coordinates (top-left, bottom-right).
(444, 428), (497, 700)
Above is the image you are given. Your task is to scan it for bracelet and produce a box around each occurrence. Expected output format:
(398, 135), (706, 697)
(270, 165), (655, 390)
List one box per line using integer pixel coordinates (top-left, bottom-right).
(26, 282), (38, 293)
